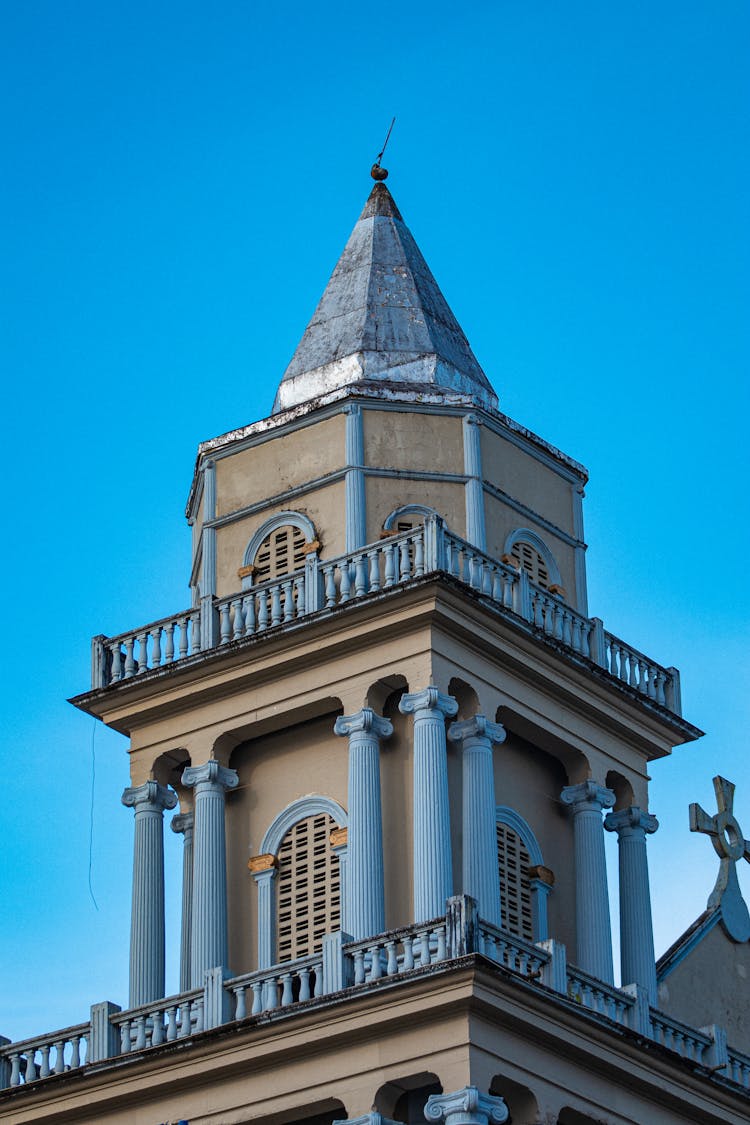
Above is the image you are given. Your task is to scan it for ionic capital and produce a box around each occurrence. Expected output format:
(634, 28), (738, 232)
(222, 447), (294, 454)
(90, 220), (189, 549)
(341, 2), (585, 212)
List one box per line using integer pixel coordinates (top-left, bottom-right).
(448, 714), (506, 747)
(334, 707), (393, 740)
(425, 1086), (509, 1125)
(399, 685), (458, 719)
(604, 806), (659, 837)
(121, 780), (177, 814)
(182, 760), (239, 794)
(171, 811), (194, 837)
(560, 780), (615, 814)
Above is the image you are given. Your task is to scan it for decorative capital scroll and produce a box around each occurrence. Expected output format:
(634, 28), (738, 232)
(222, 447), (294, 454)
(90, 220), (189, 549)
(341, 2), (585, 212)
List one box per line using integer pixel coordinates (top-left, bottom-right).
(689, 775), (750, 942)
(121, 780), (177, 814)
(171, 811), (194, 837)
(560, 780), (615, 815)
(399, 685), (458, 720)
(447, 714), (506, 747)
(334, 707), (393, 740)
(604, 806), (659, 837)
(182, 760), (239, 794)
(424, 1086), (509, 1125)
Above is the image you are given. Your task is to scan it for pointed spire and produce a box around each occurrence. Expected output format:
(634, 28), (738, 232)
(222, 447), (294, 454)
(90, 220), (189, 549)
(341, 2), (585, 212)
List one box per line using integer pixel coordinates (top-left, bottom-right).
(272, 183), (498, 415)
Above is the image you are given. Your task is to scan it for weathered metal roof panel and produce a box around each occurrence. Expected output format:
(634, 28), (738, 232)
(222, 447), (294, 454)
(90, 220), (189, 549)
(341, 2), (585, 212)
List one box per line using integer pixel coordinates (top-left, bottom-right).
(272, 183), (498, 414)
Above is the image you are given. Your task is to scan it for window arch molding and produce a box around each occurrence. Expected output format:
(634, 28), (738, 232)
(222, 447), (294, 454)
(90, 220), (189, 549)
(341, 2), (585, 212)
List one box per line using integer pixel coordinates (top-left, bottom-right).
(253, 795), (348, 969)
(382, 504), (441, 532)
(503, 527), (562, 589)
(496, 805), (551, 942)
(241, 511), (317, 590)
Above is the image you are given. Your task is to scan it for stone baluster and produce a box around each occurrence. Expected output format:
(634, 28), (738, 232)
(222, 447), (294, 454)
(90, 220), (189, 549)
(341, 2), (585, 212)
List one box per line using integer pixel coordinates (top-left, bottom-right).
(182, 761), (239, 986)
(400, 686), (459, 922)
(334, 707), (393, 939)
(448, 714), (506, 927)
(604, 805), (659, 1003)
(171, 811), (194, 994)
(425, 1086), (509, 1125)
(560, 780), (616, 983)
(121, 781), (177, 1008)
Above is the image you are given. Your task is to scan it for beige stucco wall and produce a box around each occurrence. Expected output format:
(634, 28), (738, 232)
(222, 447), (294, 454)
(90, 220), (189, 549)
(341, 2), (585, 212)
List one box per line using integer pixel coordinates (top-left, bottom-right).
(215, 479), (347, 599)
(365, 476), (466, 542)
(484, 492), (577, 597)
(363, 408), (464, 476)
(214, 413), (346, 519)
(481, 427), (576, 536)
(657, 920), (750, 1054)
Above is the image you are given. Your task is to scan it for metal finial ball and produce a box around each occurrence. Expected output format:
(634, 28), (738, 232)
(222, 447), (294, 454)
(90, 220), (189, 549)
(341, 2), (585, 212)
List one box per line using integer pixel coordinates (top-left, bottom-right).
(371, 163), (388, 181)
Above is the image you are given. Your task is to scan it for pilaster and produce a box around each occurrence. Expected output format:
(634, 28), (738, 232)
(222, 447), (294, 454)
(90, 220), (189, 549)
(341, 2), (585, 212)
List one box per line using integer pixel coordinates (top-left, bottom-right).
(448, 715), (506, 926)
(121, 780), (177, 1008)
(345, 404), (367, 552)
(171, 811), (194, 994)
(334, 708), (393, 940)
(182, 760), (239, 986)
(462, 413), (486, 551)
(200, 459), (218, 647)
(604, 805), (659, 1003)
(400, 686), (458, 922)
(248, 853), (278, 970)
(560, 780), (615, 983)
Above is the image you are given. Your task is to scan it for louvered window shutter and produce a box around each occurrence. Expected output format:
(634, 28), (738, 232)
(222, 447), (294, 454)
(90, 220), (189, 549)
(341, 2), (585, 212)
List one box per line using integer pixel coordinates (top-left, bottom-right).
(254, 525), (307, 585)
(510, 541), (550, 589)
(496, 821), (534, 941)
(276, 813), (341, 962)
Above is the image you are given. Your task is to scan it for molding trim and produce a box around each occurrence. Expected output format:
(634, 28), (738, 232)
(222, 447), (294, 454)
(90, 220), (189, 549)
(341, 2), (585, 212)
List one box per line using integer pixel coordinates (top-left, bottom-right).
(383, 503), (440, 531)
(259, 794), (348, 857)
(503, 527), (563, 587)
(496, 805), (544, 867)
(485, 482), (583, 549)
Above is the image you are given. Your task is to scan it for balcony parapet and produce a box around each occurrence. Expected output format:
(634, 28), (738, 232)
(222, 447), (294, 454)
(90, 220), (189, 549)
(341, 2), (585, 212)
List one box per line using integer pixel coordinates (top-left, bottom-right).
(89, 518), (682, 716)
(3, 898), (749, 1096)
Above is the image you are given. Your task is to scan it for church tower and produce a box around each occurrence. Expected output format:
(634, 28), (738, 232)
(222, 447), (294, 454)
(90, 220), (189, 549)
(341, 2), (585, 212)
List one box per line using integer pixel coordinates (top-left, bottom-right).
(2, 177), (749, 1125)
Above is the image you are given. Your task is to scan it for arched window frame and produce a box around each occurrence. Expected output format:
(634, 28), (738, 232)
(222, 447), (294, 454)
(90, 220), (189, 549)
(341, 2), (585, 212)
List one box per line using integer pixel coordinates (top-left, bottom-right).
(241, 511), (317, 591)
(253, 796), (348, 969)
(503, 527), (562, 590)
(382, 504), (441, 533)
(496, 805), (551, 942)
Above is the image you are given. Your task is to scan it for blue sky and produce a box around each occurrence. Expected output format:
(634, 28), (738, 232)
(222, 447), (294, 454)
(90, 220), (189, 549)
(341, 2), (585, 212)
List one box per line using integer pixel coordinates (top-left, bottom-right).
(1, 1), (748, 1041)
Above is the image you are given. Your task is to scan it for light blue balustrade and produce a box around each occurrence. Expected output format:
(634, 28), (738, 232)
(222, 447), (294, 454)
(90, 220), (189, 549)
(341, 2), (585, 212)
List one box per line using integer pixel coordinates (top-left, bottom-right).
(477, 919), (549, 978)
(226, 954), (324, 1017)
(566, 964), (635, 1026)
(91, 524), (682, 716)
(2, 1024), (89, 1087)
(728, 1047), (750, 1090)
(111, 988), (204, 1053)
(346, 918), (449, 985)
(648, 1009), (712, 1065)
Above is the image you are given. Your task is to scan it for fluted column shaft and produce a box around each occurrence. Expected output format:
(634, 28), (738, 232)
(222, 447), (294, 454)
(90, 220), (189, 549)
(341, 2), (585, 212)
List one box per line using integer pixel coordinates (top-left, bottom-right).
(182, 761), (238, 986)
(171, 812), (194, 993)
(561, 780), (616, 983)
(122, 781), (177, 1008)
(400, 686), (459, 922)
(334, 707), (393, 940)
(448, 715), (506, 927)
(605, 805), (659, 1002)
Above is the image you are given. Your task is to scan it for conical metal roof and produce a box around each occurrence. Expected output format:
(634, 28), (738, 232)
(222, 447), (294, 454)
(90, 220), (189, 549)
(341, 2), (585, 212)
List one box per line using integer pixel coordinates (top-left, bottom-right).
(272, 182), (498, 414)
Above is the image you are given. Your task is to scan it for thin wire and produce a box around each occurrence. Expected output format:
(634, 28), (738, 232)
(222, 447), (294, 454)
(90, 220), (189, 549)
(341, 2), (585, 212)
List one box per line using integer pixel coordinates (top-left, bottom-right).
(375, 116), (396, 166)
(88, 717), (100, 911)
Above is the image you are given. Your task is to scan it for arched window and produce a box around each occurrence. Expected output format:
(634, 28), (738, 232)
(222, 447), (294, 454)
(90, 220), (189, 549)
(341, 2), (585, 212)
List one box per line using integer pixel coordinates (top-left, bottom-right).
(252, 796), (347, 969)
(382, 504), (441, 535)
(276, 811), (341, 961)
(504, 528), (561, 592)
(496, 806), (551, 942)
(240, 512), (317, 590)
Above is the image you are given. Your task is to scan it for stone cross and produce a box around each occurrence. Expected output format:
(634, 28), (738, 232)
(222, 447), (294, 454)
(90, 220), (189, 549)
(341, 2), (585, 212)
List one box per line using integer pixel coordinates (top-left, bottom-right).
(689, 775), (750, 942)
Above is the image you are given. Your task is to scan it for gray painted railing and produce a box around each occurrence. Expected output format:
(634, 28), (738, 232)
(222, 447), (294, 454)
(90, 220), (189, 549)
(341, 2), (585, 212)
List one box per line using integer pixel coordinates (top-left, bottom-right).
(226, 954), (323, 1018)
(1, 1023), (89, 1087)
(91, 517), (681, 712)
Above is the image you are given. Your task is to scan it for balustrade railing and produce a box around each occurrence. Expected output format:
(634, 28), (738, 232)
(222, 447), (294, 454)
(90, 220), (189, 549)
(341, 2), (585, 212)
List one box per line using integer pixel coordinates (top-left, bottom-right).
(226, 954), (323, 1018)
(727, 1047), (750, 1090)
(1, 1023), (89, 1087)
(345, 918), (448, 986)
(89, 520), (681, 714)
(566, 966), (634, 1026)
(648, 1009), (711, 1065)
(111, 988), (204, 1054)
(477, 919), (550, 978)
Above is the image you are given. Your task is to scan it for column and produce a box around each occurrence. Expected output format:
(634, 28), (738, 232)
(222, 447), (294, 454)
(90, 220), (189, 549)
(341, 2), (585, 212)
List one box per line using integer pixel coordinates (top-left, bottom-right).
(171, 811), (194, 993)
(425, 1086), (509, 1125)
(604, 805), (659, 1003)
(248, 854), (278, 970)
(121, 780), (177, 1008)
(334, 707), (393, 940)
(200, 459), (218, 648)
(462, 413), (486, 551)
(345, 403), (367, 552)
(448, 714), (506, 927)
(560, 780), (616, 983)
(182, 760), (239, 986)
(400, 686), (458, 922)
